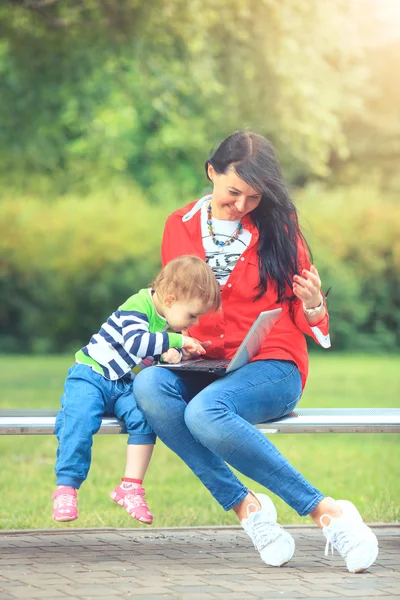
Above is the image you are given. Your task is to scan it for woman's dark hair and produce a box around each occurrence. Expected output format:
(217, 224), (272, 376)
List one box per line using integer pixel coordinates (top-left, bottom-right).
(205, 130), (311, 301)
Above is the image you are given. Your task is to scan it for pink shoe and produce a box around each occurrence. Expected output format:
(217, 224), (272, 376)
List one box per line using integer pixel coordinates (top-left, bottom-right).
(52, 487), (78, 522)
(110, 482), (153, 524)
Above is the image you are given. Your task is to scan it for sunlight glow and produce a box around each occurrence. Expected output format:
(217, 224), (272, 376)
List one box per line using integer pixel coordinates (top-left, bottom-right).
(357, 0), (400, 43)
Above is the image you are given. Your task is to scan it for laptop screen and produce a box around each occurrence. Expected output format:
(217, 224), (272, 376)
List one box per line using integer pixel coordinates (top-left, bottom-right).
(226, 308), (282, 373)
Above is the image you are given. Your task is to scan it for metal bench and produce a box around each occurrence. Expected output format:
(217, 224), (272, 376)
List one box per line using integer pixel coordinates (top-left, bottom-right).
(1, 408), (399, 435)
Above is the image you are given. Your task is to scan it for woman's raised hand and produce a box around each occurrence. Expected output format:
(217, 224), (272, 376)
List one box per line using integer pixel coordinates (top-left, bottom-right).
(293, 265), (322, 309)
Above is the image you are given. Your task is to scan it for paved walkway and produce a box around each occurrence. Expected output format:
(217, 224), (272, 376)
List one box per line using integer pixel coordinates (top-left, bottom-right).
(0, 525), (398, 599)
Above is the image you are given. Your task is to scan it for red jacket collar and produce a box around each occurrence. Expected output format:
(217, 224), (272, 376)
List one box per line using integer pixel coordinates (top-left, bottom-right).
(179, 198), (259, 238)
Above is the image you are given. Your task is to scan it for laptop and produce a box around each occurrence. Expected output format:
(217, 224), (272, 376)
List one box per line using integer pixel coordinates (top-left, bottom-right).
(158, 308), (282, 376)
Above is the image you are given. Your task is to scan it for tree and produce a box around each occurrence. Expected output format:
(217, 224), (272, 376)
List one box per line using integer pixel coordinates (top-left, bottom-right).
(0, 0), (366, 197)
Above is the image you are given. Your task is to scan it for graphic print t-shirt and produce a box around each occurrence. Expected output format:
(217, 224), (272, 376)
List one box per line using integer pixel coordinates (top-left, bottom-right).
(200, 199), (251, 286)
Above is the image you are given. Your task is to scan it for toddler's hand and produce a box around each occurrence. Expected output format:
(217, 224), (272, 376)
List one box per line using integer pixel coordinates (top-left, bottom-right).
(182, 336), (208, 358)
(161, 348), (181, 364)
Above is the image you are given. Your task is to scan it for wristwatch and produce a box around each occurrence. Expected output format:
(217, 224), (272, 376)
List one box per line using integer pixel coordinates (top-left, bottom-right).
(303, 297), (325, 316)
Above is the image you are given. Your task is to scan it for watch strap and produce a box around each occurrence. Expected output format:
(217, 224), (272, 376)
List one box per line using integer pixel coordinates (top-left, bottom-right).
(303, 297), (324, 316)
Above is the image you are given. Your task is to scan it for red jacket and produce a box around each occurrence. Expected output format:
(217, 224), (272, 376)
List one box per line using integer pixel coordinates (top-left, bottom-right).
(162, 199), (330, 389)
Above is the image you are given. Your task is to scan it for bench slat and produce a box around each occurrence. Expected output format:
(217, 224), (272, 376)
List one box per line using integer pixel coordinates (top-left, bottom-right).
(0, 408), (399, 435)
(255, 408), (400, 434)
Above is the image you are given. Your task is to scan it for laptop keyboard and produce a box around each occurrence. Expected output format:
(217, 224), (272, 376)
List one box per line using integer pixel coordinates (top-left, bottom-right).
(170, 359), (229, 371)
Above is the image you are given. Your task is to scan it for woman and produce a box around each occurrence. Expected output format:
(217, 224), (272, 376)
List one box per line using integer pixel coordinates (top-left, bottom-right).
(133, 131), (378, 573)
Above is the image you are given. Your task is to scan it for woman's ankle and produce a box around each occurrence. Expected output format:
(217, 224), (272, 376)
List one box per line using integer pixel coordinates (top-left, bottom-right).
(233, 492), (261, 522)
(310, 497), (343, 528)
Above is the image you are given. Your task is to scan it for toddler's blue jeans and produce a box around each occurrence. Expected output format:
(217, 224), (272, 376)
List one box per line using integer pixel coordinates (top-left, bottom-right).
(133, 359), (324, 516)
(55, 363), (155, 489)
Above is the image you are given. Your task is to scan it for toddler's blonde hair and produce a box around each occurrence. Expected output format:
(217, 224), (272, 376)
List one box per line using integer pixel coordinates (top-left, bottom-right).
(152, 255), (221, 313)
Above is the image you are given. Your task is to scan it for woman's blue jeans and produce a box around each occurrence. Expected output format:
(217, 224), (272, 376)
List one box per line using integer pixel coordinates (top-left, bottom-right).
(134, 359), (324, 516)
(55, 364), (155, 489)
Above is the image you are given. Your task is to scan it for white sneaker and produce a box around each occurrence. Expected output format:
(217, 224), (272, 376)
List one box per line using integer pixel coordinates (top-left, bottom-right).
(241, 492), (295, 567)
(321, 499), (379, 573)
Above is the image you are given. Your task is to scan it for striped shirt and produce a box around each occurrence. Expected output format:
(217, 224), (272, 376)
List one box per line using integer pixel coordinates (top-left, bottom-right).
(75, 288), (184, 380)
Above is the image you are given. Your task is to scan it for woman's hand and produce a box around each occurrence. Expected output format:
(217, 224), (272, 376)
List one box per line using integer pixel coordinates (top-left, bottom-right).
(293, 265), (322, 309)
(182, 336), (211, 359)
(161, 348), (181, 364)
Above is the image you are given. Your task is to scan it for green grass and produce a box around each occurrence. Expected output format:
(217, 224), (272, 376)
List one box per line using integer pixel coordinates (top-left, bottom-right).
(0, 354), (399, 530)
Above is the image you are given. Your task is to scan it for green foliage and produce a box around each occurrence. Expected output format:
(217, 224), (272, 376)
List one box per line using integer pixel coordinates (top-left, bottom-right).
(0, 184), (165, 353)
(298, 184), (400, 351)
(0, 1), (399, 352)
(1, 181), (399, 352)
(331, 5), (400, 193)
(0, 0), (367, 195)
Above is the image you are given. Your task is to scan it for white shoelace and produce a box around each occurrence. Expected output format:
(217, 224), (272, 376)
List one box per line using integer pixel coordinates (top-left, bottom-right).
(322, 516), (359, 557)
(248, 519), (282, 551)
(55, 494), (77, 510)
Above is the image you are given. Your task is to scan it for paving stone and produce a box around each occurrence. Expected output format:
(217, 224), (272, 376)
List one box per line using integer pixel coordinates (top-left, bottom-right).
(0, 587), (66, 599)
(336, 589), (390, 597)
(130, 596), (178, 600)
(212, 594), (260, 600)
(171, 585), (228, 594)
(0, 526), (398, 599)
(57, 585), (122, 596)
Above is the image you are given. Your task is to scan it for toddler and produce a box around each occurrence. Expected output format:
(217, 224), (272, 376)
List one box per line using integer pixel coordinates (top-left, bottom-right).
(52, 255), (221, 524)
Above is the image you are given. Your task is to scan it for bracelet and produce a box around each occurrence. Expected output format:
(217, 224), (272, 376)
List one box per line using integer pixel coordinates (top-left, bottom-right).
(303, 297), (324, 316)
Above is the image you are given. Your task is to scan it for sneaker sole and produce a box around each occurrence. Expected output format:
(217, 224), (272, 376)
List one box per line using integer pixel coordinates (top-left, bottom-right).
(124, 507), (153, 524)
(349, 544), (379, 574)
(261, 534), (295, 567)
(53, 515), (78, 522)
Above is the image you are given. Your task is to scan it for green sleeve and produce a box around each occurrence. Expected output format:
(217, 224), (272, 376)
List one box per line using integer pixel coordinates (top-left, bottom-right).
(167, 332), (184, 348)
